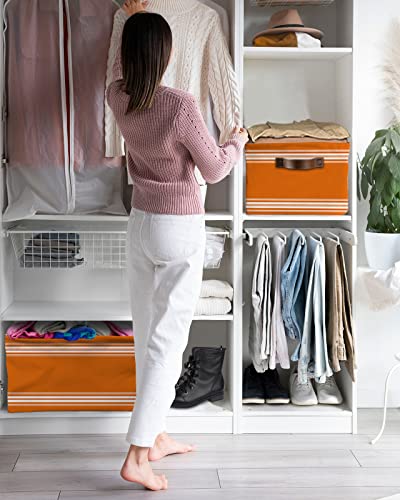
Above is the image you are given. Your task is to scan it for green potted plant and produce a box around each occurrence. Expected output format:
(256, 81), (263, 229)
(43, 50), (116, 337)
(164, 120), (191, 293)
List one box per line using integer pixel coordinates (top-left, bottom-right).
(359, 124), (400, 270)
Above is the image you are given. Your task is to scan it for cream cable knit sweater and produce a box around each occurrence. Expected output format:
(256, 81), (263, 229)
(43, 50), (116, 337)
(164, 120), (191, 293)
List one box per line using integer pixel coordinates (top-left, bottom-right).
(104, 0), (240, 158)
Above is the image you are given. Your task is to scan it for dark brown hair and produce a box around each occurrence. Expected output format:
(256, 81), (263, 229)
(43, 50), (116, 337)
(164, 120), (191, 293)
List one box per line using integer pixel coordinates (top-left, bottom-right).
(121, 12), (172, 113)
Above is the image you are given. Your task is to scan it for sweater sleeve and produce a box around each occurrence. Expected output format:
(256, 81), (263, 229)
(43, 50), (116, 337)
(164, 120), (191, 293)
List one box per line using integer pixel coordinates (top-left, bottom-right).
(178, 95), (245, 184)
(104, 9), (128, 157)
(207, 14), (241, 145)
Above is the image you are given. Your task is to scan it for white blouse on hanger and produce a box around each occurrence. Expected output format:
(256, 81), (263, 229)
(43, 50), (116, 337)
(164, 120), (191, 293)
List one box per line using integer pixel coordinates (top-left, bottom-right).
(104, 0), (240, 158)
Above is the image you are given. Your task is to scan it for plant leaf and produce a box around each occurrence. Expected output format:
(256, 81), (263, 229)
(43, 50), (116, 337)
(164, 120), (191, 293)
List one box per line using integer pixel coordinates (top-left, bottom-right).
(390, 200), (400, 229)
(363, 137), (385, 164)
(383, 181), (394, 206)
(388, 154), (400, 180)
(391, 129), (400, 154)
(361, 172), (369, 199)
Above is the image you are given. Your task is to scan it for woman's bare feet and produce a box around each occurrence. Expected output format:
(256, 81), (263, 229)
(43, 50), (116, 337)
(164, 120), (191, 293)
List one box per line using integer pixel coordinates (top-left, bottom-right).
(120, 445), (168, 491)
(149, 432), (195, 462)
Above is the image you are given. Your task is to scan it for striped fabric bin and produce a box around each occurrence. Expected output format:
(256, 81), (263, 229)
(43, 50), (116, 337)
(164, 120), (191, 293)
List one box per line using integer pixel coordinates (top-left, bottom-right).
(5, 336), (136, 412)
(245, 139), (350, 216)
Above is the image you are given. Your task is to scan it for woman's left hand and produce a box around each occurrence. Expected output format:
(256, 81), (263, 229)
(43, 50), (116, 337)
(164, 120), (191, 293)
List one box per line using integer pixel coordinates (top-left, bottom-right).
(123, 0), (148, 16)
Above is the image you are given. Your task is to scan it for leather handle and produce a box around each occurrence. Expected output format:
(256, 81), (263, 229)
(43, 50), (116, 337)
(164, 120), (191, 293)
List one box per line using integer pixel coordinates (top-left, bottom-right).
(275, 157), (325, 170)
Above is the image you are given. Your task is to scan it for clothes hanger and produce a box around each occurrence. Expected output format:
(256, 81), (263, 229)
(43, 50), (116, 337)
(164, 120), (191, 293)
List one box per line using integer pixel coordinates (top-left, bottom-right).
(325, 231), (341, 245)
(276, 231), (287, 244)
(310, 231), (322, 243)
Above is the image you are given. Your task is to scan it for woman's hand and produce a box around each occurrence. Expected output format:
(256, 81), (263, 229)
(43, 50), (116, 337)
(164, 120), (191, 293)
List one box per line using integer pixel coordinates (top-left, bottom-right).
(123, 0), (148, 16)
(233, 126), (249, 144)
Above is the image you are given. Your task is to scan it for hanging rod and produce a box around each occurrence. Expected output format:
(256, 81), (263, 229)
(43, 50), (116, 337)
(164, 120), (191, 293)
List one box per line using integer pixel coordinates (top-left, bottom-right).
(243, 228), (357, 247)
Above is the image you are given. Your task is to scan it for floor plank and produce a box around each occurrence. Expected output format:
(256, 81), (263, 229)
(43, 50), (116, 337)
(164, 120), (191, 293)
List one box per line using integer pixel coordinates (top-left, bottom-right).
(352, 450), (400, 467)
(218, 467), (400, 489)
(3, 432), (400, 453)
(0, 454), (19, 473)
(0, 469), (219, 492)
(14, 449), (358, 471)
(358, 409), (400, 435)
(0, 436), (128, 453)
(0, 493), (59, 500)
(58, 487), (400, 500)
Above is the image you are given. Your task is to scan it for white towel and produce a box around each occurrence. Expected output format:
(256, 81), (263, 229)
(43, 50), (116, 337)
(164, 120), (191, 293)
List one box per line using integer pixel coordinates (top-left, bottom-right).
(200, 280), (233, 300)
(195, 298), (232, 316)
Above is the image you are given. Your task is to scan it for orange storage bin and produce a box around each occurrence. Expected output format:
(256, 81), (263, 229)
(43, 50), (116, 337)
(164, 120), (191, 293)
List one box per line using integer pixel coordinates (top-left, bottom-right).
(5, 336), (136, 412)
(245, 138), (350, 215)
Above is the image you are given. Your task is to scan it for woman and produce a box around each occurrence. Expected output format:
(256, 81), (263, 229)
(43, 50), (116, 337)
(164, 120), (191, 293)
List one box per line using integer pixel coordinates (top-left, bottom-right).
(107, 0), (248, 491)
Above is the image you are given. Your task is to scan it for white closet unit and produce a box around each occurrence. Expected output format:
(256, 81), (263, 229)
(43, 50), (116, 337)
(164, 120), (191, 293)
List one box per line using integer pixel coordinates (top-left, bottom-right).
(0, 0), (357, 435)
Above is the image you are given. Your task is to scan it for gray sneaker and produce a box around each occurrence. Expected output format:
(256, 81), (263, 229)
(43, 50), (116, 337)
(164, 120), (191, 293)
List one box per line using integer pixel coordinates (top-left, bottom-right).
(315, 376), (343, 405)
(290, 371), (318, 406)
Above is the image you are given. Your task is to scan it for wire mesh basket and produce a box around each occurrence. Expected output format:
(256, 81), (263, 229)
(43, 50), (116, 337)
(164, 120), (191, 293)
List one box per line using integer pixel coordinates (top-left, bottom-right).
(9, 225), (127, 270)
(250, 0), (334, 6)
(8, 224), (230, 271)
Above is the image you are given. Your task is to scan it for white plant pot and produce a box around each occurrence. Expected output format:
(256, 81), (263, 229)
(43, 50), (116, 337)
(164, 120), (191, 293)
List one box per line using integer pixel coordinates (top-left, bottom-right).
(365, 231), (400, 270)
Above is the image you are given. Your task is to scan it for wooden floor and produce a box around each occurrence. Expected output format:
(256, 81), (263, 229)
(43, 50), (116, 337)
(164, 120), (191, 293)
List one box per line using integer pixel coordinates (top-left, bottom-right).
(0, 409), (400, 499)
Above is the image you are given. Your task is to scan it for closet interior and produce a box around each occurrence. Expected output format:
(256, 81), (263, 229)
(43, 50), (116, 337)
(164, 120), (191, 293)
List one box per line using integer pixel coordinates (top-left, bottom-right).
(0, 0), (357, 435)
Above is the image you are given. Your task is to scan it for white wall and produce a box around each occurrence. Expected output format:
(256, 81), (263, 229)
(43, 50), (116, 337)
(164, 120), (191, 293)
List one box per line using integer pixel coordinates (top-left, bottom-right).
(355, 0), (400, 407)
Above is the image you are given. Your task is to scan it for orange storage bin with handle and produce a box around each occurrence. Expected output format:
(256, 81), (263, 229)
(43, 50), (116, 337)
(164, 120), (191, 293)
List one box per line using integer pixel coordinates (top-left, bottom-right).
(5, 336), (136, 412)
(245, 138), (350, 215)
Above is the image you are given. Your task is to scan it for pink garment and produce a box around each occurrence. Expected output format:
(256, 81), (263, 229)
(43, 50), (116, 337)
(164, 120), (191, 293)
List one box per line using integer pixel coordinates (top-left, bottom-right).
(7, 322), (55, 340)
(106, 322), (133, 337)
(106, 79), (245, 214)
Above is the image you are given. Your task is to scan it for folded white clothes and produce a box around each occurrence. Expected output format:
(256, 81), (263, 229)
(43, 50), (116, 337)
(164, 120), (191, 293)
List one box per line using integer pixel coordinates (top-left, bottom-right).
(296, 33), (322, 49)
(200, 280), (234, 300)
(195, 297), (232, 316)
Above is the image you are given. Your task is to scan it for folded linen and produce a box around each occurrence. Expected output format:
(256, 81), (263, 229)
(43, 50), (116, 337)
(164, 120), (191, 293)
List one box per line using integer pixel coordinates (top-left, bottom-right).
(253, 32), (321, 49)
(34, 321), (68, 334)
(7, 322), (54, 339)
(195, 298), (232, 316)
(106, 321), (134, 337)
(248, 119), (350, 142)
(200, 280), (234, 300)
(54, 326), (97, 342)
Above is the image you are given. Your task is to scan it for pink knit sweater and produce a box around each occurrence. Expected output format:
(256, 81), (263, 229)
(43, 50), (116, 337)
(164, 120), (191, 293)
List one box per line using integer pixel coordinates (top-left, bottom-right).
(106, 82), (245, 214)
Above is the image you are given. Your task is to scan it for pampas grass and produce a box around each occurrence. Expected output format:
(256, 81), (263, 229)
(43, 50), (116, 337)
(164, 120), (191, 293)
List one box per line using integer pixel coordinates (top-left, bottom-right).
(383, 18), (400, 123)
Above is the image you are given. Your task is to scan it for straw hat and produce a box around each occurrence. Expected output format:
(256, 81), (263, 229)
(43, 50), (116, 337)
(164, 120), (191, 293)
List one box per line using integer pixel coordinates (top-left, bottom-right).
(253, 9), (324, 41)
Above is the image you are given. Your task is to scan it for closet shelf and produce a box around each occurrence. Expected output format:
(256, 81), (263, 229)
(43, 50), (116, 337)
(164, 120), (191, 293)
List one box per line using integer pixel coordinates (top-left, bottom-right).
(243, 47), (353, 61)
(242, 403), (352, 417)
(23, 211), (234, 222)
(243, 214), (352, 222)
(0, 400), (232, 419)
(1, 301), (234, 322)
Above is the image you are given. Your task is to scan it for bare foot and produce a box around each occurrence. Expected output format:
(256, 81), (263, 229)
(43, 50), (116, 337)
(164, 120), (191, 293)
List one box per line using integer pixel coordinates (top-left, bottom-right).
(120, 450), (168, 491)
(149, 432), (195, 462)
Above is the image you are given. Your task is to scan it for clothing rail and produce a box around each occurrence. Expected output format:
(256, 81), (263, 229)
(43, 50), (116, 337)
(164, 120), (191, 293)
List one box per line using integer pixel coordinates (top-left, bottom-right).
(242, 227), (357, 247)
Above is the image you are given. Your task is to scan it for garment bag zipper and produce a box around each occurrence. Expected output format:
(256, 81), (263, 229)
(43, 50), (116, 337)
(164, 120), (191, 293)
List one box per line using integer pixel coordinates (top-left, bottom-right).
(58, 0), (75, 214)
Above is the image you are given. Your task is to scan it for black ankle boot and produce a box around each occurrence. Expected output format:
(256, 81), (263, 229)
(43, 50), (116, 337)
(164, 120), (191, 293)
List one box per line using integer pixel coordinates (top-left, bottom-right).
(172, 346), (225, 409)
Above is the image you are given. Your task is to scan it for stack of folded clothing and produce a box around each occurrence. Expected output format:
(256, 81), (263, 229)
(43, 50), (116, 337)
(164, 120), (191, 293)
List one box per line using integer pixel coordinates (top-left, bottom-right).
(21, 233), (84, 268)
(195, 280), (234, 316)
(247, 119), (350, 143)
(7, 321), (133, 341)
(252, 9), (324, 48)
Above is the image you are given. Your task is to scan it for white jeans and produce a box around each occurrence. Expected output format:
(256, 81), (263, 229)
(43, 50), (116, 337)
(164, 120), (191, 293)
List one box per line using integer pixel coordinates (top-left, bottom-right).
(126, 209), (205, 447)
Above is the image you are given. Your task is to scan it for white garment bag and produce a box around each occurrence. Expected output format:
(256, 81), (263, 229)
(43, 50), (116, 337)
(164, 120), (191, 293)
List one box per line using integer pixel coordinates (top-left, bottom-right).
(3, 0), (126, 221)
